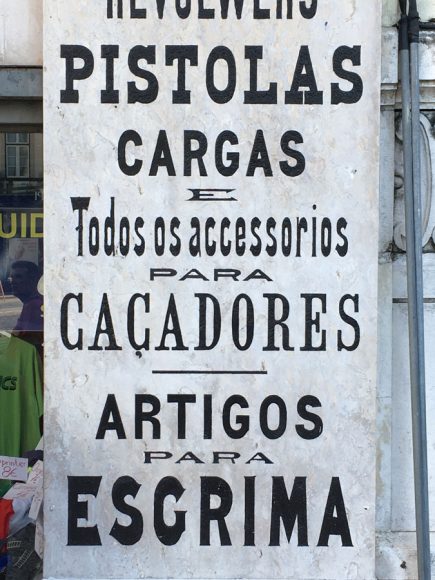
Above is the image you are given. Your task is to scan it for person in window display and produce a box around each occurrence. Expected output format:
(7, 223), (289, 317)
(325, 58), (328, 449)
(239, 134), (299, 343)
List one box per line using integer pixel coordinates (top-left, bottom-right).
(9, 261), (43, 332)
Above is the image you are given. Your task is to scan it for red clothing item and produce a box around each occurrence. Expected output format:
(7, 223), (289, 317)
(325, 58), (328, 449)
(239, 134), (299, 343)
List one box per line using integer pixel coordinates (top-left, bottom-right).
(0, 498), (14, 551)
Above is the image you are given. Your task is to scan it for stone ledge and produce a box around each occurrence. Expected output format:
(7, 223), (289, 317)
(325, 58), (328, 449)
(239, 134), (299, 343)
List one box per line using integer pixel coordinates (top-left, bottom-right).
(381, 29), (435, 109)
(0, 67), (42, 99)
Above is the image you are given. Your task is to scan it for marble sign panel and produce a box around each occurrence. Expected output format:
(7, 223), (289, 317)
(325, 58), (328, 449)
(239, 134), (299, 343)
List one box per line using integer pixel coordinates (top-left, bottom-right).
(44, 1), (381, 578)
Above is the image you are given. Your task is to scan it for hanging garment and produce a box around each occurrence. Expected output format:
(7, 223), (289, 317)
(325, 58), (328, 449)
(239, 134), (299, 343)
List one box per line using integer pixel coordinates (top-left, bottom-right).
(8, 498), (32, 537)
(0, 336), (43, 497)
(5, 524), (42, 580)
(0, 499), (14, 573)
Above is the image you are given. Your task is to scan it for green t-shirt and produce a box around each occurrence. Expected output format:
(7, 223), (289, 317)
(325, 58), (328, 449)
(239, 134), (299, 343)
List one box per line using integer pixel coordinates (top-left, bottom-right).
(0, 335), (43, 496)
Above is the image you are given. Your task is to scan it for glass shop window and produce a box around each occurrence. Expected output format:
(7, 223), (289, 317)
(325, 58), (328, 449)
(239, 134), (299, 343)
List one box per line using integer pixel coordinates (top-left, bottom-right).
(0, 130), (43, 499)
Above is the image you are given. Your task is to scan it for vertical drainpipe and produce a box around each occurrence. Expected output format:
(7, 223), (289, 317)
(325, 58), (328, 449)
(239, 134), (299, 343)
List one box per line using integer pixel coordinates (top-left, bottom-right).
(399, 0), (431, 577)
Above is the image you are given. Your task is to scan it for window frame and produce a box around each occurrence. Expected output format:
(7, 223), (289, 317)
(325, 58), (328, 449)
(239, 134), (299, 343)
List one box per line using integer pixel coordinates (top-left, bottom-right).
(5, 132), (30, 178)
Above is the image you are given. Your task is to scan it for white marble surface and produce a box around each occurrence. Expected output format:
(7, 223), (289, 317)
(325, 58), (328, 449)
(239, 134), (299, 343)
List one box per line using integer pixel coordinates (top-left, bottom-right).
(43, 1), (381, 578)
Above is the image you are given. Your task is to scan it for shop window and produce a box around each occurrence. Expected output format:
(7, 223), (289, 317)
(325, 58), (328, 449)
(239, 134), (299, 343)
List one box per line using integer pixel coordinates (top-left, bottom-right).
(0, 130), (43, 505)
(0, 131), (43, 327)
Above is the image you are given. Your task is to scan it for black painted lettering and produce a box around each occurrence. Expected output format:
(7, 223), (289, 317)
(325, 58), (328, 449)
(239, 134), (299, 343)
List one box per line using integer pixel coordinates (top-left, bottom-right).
(285, 46), (323, 105)
(166, 46), (198, 104)
(247, 130), (273, 176)
(220, 0), (244, 18)
(107, 0), (123, 18)
(60, 45), (94, 103)
(67, 476), (102, 546)
(184, 130), (208, 176)
(331, 46), (363, 105)
(96, 394), (127, 439)
(206, 47), (236, 104)
(232, 294), (254, 350)
(269, 477), (308, 546)
(101, 45), (119, 103)
(130, 0), (147, 18)
(198, 0), (215, 18)
(244, 46), (277, 104)
(299, 0), (317, 18)
(212, 451), (241, 464)
(156, 294), (188, 350)
(263, 293), (294, 351)
(260, 395), (287, 439)
(88, 294), (122, 351)
(71, 197), (90, 256)
(244, 477), (255, 546)
(176, 0), (191, 18)
(110, 476), (143, 545)
(335, 217), (349, 256)
(215, 131), (239, 176)
(60, 293), (83, 350)
(135, 394), (161, 439)
(317, 478), (353, 546)
(127, 293), (150, 351)
(154, 477), (186, 545)
(300, 293), (327, 351)
(176, 451), (204, 464)
(118, 130), (143, 176)
(280, 131), (305, 176)
(295, 395), (323, 439)
(222, 395), (249, 438)
(150, 131), (176, 176)
(338, 294), (360, 351)
(128, 45), (158, 103)
(167, 394), (196, 439)
(200, 477), (233, 546)
(144, 451), (172, 464)
(253, 0), (270, 18)
(195, 293), (221, 350)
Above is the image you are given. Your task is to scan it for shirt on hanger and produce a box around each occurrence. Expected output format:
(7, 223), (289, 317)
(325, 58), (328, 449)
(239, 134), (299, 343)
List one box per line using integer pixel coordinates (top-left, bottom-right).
(0, 336), (43, 497)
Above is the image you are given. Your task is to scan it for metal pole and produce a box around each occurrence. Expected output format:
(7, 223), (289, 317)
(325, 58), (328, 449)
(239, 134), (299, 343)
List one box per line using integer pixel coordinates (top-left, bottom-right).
(399, 0), (414, 258)
(400, 0), (432, 576)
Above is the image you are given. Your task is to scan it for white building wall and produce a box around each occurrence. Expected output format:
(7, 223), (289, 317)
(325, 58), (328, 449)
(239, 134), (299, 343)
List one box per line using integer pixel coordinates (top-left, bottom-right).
(0, 0), (42, 66)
